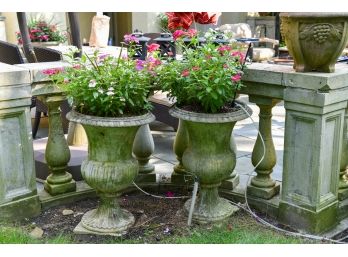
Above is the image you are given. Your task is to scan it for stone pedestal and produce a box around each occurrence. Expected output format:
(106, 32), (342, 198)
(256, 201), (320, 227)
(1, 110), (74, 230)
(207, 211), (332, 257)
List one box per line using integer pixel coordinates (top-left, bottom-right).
(280, 86), (346, 233)
(0, 63), (41, 220)
(339, 107), (348, 200)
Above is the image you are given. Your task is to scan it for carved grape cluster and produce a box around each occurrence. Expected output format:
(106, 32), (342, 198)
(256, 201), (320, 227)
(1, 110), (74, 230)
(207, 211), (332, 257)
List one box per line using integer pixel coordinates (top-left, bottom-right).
(312, 24), (331, 43)
(299, 22), (343, 45)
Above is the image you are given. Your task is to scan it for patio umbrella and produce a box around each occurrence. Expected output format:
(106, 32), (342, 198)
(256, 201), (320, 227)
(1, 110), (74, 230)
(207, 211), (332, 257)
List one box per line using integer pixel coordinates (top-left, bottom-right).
(166, 12), (221, 30)
(67, 12), (82, 58)
(16, 12), (37, 63)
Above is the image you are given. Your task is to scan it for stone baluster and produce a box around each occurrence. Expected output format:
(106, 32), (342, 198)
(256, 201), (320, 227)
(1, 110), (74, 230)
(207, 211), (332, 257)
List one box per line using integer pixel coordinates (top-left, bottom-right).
(171, 119), (190, 184)
(40, 94), (76, 195)
(339, 107), (348, 200)
(133, 124), (156, 182)
(247, 96), (280, 199)
(220, 134), (239, 190)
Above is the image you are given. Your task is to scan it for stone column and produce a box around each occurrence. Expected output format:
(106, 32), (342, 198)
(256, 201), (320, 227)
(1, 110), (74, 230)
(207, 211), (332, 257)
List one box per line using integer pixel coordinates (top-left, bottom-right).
(40, 94), (76, 195)
(279, 87), (346, 233)
(171, 119), (190, 184)
(247, 96), (280, 199)
(0, 63), (41, 220)
(133, 124), (156, 183)
(339, 107), (348, 200)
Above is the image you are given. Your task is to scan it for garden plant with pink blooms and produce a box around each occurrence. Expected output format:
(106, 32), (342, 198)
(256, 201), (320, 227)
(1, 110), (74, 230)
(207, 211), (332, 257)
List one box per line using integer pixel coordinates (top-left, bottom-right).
(44, 35), (161, 117)
(157, 29), (246, 113)
(17, 16), (67, 44)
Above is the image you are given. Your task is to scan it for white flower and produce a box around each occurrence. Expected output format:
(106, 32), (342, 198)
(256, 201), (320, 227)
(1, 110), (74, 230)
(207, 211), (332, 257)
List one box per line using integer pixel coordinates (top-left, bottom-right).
(106, 91), (114, 96)
(108, 87), (114, 91)
(88, 79), (97, 88)
(98, 89), (104, 94)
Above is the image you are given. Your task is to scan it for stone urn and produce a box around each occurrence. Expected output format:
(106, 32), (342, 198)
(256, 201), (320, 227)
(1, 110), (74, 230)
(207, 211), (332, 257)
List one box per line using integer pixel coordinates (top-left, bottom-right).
(67, 110), (155, 236)
(280, 13), (348, 72)
(31, 41), (61, 47)
(169, 101), (252, 223)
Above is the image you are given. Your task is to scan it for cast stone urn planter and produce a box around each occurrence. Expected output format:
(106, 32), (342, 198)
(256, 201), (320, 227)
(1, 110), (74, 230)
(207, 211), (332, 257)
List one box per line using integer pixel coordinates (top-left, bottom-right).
(169, 101), (252, 223)
(67, 110), (155, 236)
(280, 12), (348, 72)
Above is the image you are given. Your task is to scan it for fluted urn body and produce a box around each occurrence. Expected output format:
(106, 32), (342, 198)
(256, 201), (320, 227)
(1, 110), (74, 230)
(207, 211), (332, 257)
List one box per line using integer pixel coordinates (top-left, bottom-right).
(67, 110), (155, 235)
(169, 102), (251, 223)
(280, 12), (348, 73)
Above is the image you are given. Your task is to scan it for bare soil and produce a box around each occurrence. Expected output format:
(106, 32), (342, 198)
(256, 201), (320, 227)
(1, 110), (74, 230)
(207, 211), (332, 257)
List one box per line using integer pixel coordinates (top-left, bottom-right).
(26, 191), (191, 243)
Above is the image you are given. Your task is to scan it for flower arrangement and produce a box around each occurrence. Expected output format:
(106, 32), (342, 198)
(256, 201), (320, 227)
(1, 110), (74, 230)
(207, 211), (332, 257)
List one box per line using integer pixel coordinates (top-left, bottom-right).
(17, 17), (67, 44)
(43, 35), (161, 117)
(156, 29), (247, 113)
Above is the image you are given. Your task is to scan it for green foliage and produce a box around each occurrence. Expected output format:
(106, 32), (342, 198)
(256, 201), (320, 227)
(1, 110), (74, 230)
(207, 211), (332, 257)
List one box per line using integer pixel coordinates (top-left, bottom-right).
(156, 29), (246, 113)
(45, 38), (161, 117)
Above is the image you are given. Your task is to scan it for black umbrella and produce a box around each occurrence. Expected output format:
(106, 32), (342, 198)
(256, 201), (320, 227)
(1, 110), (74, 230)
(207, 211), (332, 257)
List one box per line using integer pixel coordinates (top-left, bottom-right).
(16, 12), (37, 63)
(67, 12), (82, 58)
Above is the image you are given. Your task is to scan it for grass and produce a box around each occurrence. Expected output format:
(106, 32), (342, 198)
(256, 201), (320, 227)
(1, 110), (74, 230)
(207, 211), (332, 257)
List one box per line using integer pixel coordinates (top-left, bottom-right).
(0, 213), (314, 244)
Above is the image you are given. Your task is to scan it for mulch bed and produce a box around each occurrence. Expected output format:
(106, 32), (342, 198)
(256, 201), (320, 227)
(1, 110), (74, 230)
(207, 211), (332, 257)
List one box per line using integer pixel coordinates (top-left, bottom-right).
(27, 191), (191, 243)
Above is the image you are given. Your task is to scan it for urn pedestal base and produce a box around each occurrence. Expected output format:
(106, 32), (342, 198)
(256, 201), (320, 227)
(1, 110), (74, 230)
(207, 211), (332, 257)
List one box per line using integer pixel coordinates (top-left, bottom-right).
(74, 202), (135, 236)
(184, 196), (238, 224)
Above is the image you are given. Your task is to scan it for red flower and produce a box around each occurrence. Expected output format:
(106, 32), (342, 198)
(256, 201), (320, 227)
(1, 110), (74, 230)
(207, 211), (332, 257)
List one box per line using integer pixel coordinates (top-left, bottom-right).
(172, 30), (185, 41)
(147, 43), (160, 53)
(181, 69), (190, 77)
(231, 74), (241, 82)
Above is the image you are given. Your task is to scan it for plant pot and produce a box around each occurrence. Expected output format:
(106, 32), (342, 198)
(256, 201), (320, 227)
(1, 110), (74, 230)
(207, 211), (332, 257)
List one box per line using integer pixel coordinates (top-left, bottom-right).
(280, 12), (348, 72)
(67, 110), (155, 235)
(169, 101), (252, 223)
(31, 41), (61, 47)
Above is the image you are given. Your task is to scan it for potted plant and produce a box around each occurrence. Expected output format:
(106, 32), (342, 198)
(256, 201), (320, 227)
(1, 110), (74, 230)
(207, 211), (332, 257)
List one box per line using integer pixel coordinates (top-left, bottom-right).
(156, 29), (252, 223)
(44, 35), (161, 235)
(17, 16), (67, 46)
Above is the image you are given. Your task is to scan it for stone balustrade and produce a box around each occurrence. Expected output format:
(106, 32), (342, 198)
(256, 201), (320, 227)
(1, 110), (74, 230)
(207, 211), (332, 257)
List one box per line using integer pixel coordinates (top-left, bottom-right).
(1, 60), (348, 234)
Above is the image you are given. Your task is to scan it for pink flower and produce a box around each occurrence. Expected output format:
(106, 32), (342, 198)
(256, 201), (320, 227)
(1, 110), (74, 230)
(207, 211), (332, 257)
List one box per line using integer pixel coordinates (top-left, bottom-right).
(223, 64), (228, 69)
(73, 64), (81, 69)
(135, 59), (146, 71)
(231, 74), (242, 82)
(124, 34), (139, 44)
(192, 66), (200, 71)
(147, 43), (160, 53)
(172, 30), (185, 40)
(42, 68), (63, 76)
(165, 191), (175, 198)
(181, 69), (190, 77)
(186, 29), (197, 38)
(231, 51), (245, 63)
(218, 45), (232, 53)
(63, 78), (69, 83)
(98, 53), (109, 62)
(147, 56), (161, 66)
